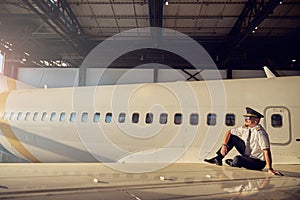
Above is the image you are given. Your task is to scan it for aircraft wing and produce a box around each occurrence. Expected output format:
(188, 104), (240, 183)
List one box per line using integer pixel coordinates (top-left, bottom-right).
(0, 163), (299, 199)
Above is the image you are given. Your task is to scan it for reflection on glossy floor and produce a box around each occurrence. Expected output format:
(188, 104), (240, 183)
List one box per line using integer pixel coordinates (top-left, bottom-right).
(0, 163), (299, 199)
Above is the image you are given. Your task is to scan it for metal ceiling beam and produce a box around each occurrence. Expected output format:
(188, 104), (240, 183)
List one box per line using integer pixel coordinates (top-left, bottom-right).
(231, 0), (282, 48)
(66, 0), (300, 5)
(21, 0), (93, 57)
(222, 0), (282, 68)
(148, 0), (163, 27)
(75, 14), (300, 20)
(67, 1), (147, 5)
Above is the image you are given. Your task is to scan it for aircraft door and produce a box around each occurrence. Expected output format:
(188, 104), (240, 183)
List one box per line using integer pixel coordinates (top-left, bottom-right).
(264, 107), (291, 145)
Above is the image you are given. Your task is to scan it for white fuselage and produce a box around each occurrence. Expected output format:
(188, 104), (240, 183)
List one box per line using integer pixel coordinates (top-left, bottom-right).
(0, 75), (299, 164)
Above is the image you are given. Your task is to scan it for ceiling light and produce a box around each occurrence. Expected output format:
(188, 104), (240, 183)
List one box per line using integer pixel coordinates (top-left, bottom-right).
(279, 1), (283, 5)
(292, 59), (296, 63)
(165, 1), (169, 5)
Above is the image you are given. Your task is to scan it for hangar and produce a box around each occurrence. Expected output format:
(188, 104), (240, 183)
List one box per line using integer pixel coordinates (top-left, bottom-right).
(0, 0), (300, 87)
(0, 1), (300, 199)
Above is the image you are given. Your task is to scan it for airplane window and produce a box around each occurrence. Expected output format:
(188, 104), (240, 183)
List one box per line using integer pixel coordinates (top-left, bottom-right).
(3, 112), (8, 120)
(118, 112), (126, 123)
(225, 114), (235, 126)
(33, 112), (39, 121)
(41, 112), (47, 121)
(59, 112), (66, 122)
(17, 112), (22, 120)
(9, 112), (15, 120)
(207, 113), (217, 126)
(81, 112), (88, 122)
(145, 113), (153, 124)
(174, 113), (182, 125)
(132, 113), (139, 123)
(50, 112), (57, 121)
(159, 113), (168, 124)
(93, 112), (100, 122)
(190, 113), (199, 125)
(271, 114), (283, 128)
(25, 112), (30, 121)
(70, 112), (76, 122)
(105, 113), (112, 123)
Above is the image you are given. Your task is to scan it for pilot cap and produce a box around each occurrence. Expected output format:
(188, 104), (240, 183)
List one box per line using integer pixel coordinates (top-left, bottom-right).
(243, 107), (264, 118)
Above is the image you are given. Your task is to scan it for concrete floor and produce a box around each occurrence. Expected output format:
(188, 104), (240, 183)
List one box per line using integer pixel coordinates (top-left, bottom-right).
(0, 163), (299, 199)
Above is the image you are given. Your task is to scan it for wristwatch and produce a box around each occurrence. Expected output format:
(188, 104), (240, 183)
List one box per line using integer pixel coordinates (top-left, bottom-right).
(222, 144), (228, 147)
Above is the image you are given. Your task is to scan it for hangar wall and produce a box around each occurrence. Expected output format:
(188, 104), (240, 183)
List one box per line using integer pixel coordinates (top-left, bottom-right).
(17, 67), (300, 88)
(18, 68), (79, 88)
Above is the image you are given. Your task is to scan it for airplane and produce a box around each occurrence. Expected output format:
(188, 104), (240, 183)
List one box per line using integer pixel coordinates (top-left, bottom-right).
(0, 69), (299, 199)
(0, 68), (299, 167)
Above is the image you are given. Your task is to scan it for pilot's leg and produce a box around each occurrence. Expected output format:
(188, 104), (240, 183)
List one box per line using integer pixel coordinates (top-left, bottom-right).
(230, 156), (266, 170)
(204, 135), (245, 166)
(220, 135), (246, 155)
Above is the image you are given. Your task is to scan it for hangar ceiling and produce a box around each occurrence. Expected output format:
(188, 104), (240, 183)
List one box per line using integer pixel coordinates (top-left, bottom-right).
(0, 0), (300, 76)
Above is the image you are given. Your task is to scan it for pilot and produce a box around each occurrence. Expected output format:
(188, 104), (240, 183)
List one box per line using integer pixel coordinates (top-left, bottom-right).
(204, 107), (283, 176)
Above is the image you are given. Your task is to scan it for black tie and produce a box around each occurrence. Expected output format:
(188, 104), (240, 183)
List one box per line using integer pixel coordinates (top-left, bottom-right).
(245, 129), (251, 156)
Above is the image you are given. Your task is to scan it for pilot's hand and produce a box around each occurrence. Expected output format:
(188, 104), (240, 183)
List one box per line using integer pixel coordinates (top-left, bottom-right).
(221, 145), (228, 156)
(268, 169), (284, 176)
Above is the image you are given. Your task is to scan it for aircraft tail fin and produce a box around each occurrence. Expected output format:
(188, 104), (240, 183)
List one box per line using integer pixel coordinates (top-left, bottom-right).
(263, 66), (277, 78)
(0, 74), (35, 92)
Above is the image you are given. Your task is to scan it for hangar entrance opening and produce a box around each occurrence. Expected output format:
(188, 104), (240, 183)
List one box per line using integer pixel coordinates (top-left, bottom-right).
(0, 52), (3, 74)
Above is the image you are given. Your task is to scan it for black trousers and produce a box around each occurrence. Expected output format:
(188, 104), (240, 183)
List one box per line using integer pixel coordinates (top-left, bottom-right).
(216, 135), (266, 170)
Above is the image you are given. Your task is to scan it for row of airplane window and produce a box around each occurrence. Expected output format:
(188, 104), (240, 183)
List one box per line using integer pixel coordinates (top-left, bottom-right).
(1, 111), (283, 127)
(0, 111), (238, 126)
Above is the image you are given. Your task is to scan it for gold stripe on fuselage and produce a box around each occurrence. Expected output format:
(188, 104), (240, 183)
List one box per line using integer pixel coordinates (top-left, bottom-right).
(0, 77), (40, 162)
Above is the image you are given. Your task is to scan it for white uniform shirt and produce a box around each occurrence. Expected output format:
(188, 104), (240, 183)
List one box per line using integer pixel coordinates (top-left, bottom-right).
(230, 124), (270, 161)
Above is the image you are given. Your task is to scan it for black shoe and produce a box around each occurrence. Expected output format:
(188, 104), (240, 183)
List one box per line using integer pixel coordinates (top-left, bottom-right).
(204, 157), (222, 166)
(225, 159), (234, 167)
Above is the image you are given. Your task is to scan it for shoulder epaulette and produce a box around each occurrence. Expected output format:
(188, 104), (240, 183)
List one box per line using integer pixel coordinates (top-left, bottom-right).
(255, 126), (261, 131)
(242, 124), (248, 128)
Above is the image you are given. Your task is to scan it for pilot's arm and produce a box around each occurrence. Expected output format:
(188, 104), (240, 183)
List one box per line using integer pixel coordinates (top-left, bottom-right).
(221, 130), (231, 156)
(263, 148), (283, 176)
